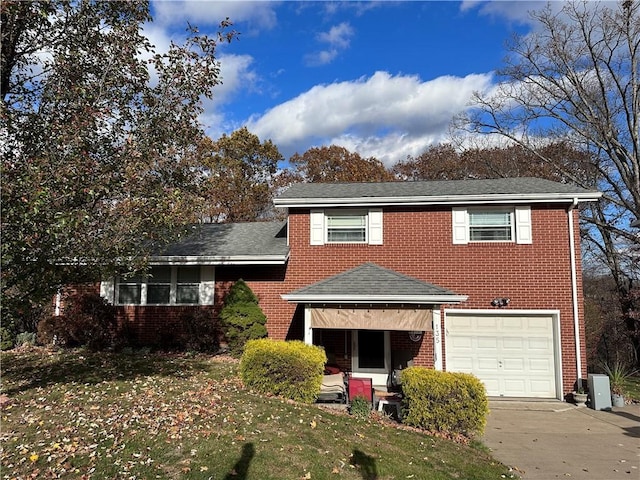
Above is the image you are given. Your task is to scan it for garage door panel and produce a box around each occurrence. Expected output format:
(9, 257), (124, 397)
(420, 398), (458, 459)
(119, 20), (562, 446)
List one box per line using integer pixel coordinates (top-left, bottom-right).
(449, 336), (473, 349)
(527, 317), (552, 330)
(530, 380), (555, 397)
(503, 358), (525, 372)
(502, 317), (524, 330)
(449, 316), (473, 329)
(502, 337), (524, 349)
(529, 358), (553, 373)
(477, 317), (499, 328)
(448, 356), (474, 371)
(481, 379), (500, 396)
(446, 313), (557, 398)
(477, 358), (499, 372)
(503, 378), (527, 396)
(527, 337), (552, 351)
(477, 337), (498, 349)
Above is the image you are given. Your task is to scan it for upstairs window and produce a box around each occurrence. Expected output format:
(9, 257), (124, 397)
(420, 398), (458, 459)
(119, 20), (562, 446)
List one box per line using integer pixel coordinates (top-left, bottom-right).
(452, 206), (532, 245)
(326, 212), (367, 243)
(469, 210), (513, 241)
(310, 208), (383, 245)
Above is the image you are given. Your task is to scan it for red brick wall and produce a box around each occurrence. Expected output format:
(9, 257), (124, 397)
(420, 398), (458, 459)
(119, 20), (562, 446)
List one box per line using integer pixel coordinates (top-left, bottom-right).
(239, 204), (586, 395)
(57, 285), (218, 346)
(64, 203), (586, 395)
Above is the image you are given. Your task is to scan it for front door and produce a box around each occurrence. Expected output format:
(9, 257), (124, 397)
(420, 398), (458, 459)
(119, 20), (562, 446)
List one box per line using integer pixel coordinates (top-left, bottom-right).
(351, 330), (390, 387)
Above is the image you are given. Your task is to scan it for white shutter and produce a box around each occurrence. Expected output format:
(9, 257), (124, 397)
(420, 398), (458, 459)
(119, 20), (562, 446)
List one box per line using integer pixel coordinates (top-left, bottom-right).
(368, 208), (383, 245)
(515, 206), (533, 244)
(452, 207), (469, 244)
(100, 278), (115, 304)
(199, 266), (216, 305)
(310, 210), (325, 245)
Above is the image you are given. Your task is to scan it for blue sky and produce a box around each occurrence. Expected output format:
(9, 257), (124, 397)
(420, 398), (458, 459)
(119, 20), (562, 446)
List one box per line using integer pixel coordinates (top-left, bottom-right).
(147, 1), (546, 166)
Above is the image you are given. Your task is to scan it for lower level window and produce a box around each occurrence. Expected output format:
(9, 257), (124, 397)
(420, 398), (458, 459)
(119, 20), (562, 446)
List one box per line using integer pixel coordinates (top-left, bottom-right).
(117, 266), (201, 305)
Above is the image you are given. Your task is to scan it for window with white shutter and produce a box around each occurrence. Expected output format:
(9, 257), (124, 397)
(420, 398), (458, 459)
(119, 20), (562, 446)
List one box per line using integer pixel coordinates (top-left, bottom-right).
(452, 206), (532, 245)
(310, 209), (383, 245)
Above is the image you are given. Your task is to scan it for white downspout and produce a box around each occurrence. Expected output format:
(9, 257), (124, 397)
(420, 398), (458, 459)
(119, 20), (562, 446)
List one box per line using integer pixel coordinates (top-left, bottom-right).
(568, 198), (582, 381)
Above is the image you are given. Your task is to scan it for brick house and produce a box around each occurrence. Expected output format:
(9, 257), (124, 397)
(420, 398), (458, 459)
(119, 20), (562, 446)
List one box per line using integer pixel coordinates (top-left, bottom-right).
(95, 177), (601, 399)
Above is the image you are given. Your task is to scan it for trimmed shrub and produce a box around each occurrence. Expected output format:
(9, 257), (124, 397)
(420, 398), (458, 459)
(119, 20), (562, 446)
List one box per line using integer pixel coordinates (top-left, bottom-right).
(178, 309), (221, 352)
(36, 315), (67, 346)
(240, 339), (327, 403)
(37, 293), (117, 350)
(220, 280), (267, 356)
(401, 367), (488, 437)
(0, 327), (14, 351)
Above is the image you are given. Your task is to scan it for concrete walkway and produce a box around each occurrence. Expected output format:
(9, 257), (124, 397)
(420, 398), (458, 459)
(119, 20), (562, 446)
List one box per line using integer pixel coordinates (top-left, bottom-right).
(482, 400), (640, 479)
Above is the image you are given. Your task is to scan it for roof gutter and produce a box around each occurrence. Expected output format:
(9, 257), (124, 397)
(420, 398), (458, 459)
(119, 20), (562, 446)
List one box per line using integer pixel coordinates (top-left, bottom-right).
(149, 253), (289, 265)
(281, 294), (469, 304)
(274, 192), (603, 208)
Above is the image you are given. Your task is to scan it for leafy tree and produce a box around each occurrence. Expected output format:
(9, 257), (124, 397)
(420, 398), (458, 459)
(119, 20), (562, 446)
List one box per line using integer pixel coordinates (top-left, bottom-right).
(220, 279), (267, 356)
(289, 145), (394, 183)
(457, 0), (640, 366)
(583, 273), (638, 369)
(196, 127), (283, 223)
(1, 1), (236, 330)
(393, 142), (595, 182)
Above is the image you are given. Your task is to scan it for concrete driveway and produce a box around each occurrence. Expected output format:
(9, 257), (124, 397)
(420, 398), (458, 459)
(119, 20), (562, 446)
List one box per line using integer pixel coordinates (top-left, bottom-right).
(482, 400), (640, 479)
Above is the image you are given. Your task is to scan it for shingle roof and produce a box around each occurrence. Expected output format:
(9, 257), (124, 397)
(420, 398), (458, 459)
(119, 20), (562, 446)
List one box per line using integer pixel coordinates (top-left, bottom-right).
(152, 221), (289, 264)
(283, 263), (467, 304)
(274, 177), (601, 206)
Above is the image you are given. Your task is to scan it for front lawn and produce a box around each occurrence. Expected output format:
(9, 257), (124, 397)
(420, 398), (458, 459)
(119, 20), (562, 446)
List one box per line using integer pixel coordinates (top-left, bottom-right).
(1, 348), (513, 479)
(622, 375), (640, 402)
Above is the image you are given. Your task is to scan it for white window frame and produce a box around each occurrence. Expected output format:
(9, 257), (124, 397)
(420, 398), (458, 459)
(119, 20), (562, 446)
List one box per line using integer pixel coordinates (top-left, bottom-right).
(310, 208), (383, 246)
(326, 209), (368, 244)
(452, 206), (532, 245)
(113, 266), (215, 306)
(468, 208), (514, 242)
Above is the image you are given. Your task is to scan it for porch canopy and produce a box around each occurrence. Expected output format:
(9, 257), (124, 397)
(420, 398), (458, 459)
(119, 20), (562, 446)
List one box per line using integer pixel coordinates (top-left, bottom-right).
(282, 263), (467, 331)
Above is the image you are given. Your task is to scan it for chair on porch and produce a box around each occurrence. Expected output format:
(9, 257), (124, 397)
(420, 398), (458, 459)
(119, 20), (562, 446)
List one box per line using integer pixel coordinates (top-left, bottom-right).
(317, 373), (348, 404)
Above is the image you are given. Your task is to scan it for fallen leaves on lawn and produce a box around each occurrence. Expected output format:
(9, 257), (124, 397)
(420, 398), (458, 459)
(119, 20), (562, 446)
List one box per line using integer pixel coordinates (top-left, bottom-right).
(0, 350), (249, 478)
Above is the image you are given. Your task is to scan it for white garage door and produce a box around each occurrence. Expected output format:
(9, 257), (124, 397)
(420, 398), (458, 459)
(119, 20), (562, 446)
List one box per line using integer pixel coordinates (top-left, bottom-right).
(445, 313), (557, 398)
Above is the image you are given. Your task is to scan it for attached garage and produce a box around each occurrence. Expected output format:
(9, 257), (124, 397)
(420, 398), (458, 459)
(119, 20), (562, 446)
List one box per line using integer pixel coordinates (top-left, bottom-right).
(444, 311), (561, 399)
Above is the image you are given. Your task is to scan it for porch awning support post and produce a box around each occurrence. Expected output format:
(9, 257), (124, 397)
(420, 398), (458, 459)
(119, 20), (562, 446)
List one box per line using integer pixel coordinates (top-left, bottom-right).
(304, 305), (313, 345)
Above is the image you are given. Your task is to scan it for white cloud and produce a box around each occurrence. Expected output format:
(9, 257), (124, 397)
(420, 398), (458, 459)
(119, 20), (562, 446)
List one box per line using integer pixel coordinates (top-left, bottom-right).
(305, 49), (339, 67)
(460, 1), (584, 27)
(305, 22), (354, 66)
(318, 22), (354, 49)
(247, 71), (494, 165)
(214, 54), (258, 104)
(152, 0), (278, 30)
(200, 53), (258, 138)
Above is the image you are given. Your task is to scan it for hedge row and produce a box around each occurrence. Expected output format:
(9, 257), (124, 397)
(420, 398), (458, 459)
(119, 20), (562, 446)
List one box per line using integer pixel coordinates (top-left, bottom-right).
(240, 339), (327, 404)
(401, 367), (488, 437)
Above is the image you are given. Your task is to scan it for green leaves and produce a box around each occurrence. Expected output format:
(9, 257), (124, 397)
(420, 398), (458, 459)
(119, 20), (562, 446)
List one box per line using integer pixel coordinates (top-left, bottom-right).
(1, 1), (237, 326)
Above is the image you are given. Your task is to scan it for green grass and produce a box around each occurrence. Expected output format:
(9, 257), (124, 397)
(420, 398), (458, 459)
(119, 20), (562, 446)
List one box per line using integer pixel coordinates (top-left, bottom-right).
(622, 375), (640, 402)
(0, 348), (514, 479)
